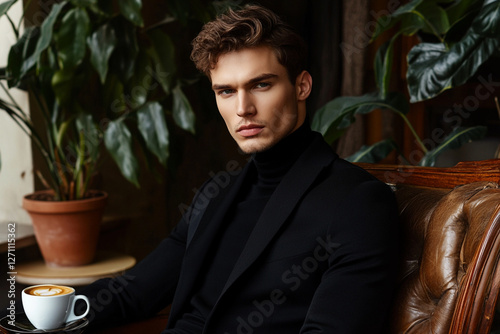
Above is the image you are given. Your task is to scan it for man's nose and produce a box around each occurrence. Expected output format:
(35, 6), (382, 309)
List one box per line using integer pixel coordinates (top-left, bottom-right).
(236, 91), (256, 117)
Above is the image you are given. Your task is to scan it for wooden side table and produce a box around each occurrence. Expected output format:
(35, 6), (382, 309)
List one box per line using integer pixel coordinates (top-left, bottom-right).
(15, 252), (136, 286)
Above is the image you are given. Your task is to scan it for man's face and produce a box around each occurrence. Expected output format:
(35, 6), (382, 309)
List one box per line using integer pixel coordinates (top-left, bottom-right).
(210, 46), (309, 154)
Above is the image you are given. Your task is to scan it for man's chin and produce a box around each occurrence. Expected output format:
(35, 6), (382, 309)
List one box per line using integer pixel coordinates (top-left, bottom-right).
(238, 140), (275, 155)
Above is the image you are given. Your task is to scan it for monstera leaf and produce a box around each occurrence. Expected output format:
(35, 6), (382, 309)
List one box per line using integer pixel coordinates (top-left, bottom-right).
(407, 1), (500, 102)
(345, 139), (398, 163)
(311, 92), (409, 145)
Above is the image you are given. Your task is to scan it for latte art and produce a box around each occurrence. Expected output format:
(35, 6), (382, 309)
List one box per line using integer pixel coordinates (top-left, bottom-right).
(25, 285), (73, 296)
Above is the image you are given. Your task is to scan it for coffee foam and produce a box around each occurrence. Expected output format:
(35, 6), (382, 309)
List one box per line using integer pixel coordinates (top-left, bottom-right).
(26, 285), (73, 296)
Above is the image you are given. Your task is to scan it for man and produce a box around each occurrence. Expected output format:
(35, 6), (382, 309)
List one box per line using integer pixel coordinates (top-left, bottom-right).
(81, 5), (399, 333)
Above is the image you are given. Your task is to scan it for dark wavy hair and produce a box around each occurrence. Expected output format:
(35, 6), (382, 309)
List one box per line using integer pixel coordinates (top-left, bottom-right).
(190, 5), (307, 83)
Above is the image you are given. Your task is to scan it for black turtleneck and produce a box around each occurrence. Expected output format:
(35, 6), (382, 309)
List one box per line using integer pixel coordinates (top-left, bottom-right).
(250, 121), (316, 197)
(173, 123), (315, 333)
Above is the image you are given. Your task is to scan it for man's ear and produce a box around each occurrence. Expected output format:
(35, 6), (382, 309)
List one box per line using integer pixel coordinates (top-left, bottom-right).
(295, 70), (312, 101)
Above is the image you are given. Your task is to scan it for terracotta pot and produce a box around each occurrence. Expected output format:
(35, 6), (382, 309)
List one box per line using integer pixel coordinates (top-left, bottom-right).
(23, 190), (108, 267)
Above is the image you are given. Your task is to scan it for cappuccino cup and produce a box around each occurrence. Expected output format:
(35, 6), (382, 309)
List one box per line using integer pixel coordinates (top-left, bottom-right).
(22, 284), (90, 330)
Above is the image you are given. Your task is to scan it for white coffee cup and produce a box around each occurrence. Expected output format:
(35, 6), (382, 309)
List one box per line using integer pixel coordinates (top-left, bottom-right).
(22, 284), (90, 330)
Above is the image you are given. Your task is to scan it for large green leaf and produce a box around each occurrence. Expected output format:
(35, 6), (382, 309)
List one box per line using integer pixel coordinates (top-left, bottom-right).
(172, 85), (196, 134)
(407, 1), (500, 102)
(147, 29), (176, 95)
(87, 23), (117, 84)
(118, 0), (143, 27)
(419, 126), (487, 166)
(311, 92), (409, 145)
(346, 139), (397, 163)
(312, 93), (378, 145)
(6, 26), (39, 88)
(104, 119), (139, 187)
(55, 7), (90, 69)
(137, 102), (169, 165)
(22, 1), (66, 75)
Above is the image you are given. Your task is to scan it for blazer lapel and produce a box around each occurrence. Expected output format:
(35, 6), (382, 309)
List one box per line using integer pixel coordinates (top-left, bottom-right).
(220, 135), (337, 297)
(168, 162), (252, 323)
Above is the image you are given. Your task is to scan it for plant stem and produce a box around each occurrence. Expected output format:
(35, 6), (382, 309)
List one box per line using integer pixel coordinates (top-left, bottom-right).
(375, 102), (429, 153)
(1, 103), (60, 192)
(5, 14), (18, 39)
(399, 112), (428, 153)
(24, 84), (64, 196)
(0, 82), (29, 118)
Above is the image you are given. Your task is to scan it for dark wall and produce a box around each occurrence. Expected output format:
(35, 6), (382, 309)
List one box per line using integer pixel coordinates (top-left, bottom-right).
(252, 0), (343, 113)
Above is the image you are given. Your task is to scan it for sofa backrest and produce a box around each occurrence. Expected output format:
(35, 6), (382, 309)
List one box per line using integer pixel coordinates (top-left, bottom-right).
(356, 160), (500, 334)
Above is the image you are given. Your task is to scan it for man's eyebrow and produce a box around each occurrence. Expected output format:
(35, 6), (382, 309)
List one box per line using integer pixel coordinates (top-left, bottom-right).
(212, 73), (278, 91)
(248, 73), (278, 85)
(212, 83), (232, 91)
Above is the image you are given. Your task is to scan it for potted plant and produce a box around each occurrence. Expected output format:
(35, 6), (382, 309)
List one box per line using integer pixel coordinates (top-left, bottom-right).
(312, 0), (500, 165)
(0, 0), (221, 266)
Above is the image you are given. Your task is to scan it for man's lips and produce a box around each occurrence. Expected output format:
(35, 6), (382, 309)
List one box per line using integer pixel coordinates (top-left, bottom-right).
(237, 124), (264, 137)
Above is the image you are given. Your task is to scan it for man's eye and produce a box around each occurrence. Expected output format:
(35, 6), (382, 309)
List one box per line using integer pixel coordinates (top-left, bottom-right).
(255, 82), (270, 89)
(218, 89), (235, 96)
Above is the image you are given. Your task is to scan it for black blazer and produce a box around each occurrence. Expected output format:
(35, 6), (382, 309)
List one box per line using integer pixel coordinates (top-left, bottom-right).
(82, 132), (399, 333)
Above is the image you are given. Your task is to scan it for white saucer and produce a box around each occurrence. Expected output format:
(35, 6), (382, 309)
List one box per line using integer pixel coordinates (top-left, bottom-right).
(0, 313), (88, 333)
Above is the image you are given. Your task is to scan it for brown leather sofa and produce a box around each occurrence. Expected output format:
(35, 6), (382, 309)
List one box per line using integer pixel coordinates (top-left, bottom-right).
(90, 160), (500, 334)
(359, 159), (500, 334)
